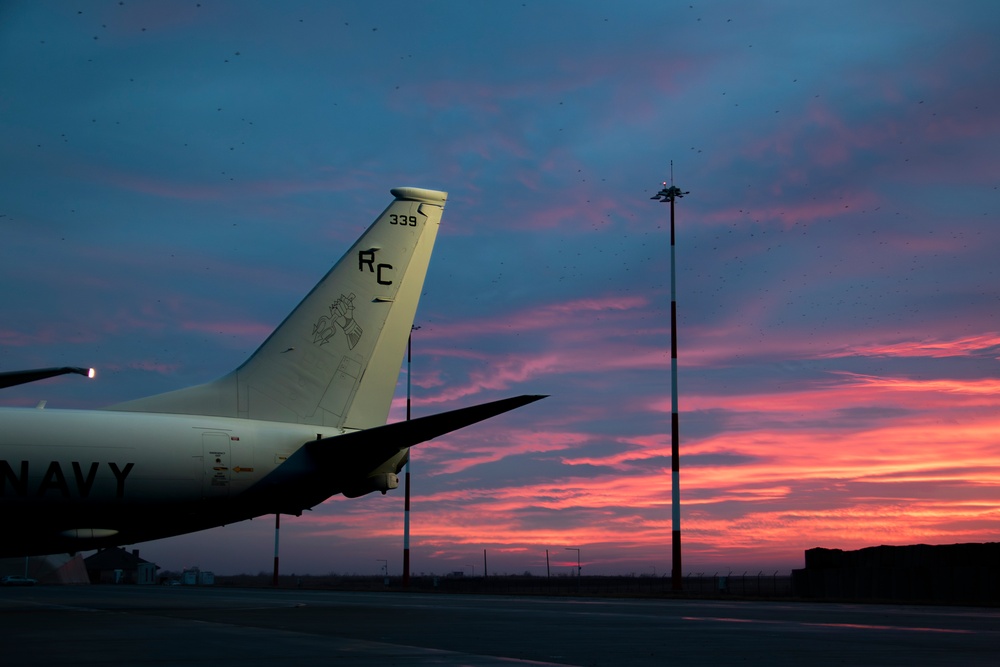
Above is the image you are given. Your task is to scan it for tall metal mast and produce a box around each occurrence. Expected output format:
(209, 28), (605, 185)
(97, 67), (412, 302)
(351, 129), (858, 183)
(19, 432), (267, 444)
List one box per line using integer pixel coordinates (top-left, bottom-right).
(651, 166), (689, 591)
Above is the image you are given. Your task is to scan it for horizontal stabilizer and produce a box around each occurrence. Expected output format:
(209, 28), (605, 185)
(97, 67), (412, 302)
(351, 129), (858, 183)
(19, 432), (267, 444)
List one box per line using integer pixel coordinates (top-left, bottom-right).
(311, 394), (548, 472)
(244, 394), (547, 512)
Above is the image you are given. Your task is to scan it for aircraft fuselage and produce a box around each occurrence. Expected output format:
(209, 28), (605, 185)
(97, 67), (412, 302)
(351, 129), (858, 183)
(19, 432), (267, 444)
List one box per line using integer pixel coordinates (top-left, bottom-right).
(0, 407), (336, 556)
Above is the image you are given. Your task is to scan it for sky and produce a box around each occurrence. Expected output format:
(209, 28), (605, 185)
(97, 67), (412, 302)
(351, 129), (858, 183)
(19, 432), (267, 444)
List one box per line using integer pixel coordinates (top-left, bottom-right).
(2, 0), (999, 577)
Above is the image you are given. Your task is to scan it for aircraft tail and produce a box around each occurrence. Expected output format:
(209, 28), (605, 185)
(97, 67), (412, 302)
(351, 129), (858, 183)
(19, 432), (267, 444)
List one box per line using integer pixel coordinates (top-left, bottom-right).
(107, 187), (447, 429)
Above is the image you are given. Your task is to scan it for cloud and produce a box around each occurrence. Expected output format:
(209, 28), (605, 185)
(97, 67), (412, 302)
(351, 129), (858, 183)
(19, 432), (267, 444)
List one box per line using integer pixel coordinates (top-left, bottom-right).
(823, 334), (1000, 359)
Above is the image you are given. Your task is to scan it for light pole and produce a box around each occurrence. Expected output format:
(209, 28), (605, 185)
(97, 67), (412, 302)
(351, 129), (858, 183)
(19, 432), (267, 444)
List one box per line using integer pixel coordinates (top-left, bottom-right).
(272, 513), (280, 587)
(403, 325), (419, 589)
(0, 365), (95, 389)
(565, 547), (581, 577)
(651, 168), (689, 592)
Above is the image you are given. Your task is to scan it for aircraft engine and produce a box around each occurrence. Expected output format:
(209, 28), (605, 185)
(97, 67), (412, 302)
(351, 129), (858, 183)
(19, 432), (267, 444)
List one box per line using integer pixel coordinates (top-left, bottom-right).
(342, 472), (399, 498)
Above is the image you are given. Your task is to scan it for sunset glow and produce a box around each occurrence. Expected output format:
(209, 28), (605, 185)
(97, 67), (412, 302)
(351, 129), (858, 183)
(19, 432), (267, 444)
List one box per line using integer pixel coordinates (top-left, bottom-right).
(2, 1), (999, 576)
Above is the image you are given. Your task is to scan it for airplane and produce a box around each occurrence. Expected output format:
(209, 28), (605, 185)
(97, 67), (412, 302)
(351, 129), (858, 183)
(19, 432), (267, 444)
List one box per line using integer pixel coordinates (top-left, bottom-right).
(0, 187), (545, 558)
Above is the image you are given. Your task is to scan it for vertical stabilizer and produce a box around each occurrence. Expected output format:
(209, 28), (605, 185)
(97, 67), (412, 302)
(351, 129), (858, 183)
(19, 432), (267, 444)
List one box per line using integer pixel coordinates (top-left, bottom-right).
(107, 187), (447, 429)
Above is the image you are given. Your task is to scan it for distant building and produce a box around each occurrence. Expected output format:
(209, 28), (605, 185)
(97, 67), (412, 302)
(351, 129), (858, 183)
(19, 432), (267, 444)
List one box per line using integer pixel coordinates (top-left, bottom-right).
(180, 567), (215, 586)
(84, 547), (158, 585)
(0, 554), (89, 585)
(792, 542), (1000, 605)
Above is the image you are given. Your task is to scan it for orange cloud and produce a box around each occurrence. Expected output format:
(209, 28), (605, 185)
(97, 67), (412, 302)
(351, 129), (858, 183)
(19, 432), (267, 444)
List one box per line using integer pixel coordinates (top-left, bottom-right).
(304, 368), (1000, 573)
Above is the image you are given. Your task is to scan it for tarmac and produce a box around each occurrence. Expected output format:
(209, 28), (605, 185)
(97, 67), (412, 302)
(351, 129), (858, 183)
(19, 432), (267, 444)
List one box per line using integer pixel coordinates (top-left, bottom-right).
(1, 585), (998, 666)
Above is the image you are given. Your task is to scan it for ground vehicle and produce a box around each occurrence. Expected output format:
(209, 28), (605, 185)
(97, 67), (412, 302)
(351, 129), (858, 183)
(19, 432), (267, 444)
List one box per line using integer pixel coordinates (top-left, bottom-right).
(1, 576), (37, 586)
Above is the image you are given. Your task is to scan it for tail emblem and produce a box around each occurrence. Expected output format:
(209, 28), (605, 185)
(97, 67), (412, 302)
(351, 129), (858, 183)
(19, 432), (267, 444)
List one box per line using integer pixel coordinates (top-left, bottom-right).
(311, 293), (364, 349)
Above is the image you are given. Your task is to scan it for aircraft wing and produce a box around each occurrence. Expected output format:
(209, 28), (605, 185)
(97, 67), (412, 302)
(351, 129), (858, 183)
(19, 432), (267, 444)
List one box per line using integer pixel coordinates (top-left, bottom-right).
(0, 366), (94, 390)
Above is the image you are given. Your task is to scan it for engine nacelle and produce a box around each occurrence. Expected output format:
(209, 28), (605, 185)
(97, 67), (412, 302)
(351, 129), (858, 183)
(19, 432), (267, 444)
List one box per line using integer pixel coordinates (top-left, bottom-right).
(342, 472), (399, 498)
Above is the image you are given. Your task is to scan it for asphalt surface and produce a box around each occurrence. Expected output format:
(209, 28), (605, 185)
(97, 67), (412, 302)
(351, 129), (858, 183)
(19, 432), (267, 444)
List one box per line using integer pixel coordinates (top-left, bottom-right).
(1, 585), (997, 666)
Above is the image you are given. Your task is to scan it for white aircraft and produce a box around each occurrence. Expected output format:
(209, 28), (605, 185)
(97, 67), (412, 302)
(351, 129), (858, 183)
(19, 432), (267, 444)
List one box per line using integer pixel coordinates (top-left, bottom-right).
(0, 187), (544, 558)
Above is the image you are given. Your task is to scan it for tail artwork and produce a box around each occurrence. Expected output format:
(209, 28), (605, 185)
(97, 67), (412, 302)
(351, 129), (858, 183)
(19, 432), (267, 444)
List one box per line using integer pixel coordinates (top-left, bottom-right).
(0, 187), (546, 557)
(108, 187), (448, 430)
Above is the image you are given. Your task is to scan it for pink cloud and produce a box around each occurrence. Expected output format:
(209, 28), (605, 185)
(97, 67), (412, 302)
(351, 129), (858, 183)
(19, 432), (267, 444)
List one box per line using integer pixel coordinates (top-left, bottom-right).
(410, 294), (667, 404)
(833, 372), (1000, 396)
(701, 191), (883, 228)
(368, 361), (1000, 569)
(424, 429), (590, 476)
(822, 333), (1000, 359)
(0, 328), (48, 348)
(129, 359), (181, 375)
(179, 319), (274, 340)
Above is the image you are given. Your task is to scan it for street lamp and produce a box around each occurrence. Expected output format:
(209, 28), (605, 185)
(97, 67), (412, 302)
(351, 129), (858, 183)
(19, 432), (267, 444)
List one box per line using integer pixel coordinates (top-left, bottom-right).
(651, 168), (689, 592)
(565, 548), (581, 577)
(403, 325), (420, 589)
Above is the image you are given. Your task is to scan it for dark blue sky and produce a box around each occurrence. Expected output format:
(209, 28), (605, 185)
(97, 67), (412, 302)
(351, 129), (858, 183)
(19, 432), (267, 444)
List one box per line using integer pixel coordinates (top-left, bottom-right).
(2, 1), (999, 576)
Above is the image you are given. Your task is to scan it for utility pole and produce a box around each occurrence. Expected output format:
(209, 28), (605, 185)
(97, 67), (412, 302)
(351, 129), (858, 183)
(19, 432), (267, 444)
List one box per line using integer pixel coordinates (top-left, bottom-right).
(403, 325), (419, 589)
(651, 165), (689, 592)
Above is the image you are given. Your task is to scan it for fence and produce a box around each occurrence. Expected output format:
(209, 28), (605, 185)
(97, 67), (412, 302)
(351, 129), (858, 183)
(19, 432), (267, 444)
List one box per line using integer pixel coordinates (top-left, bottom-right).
(230, 573), (795, 598)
